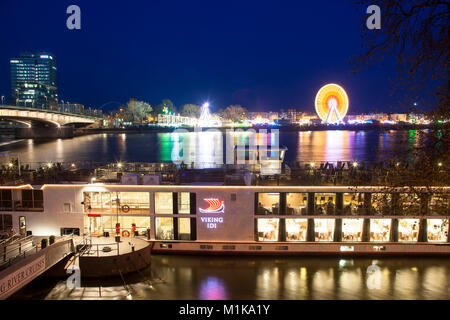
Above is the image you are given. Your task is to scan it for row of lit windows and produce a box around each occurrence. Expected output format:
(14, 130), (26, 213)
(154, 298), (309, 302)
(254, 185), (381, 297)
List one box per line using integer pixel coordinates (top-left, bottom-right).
(83, 191), (194, 215)
(81, 191), (450, 216)
(256, 218), (448, 242)
(83, 215), (195, 241)
(83, 214), (448, 243)
(256, 192), (449, 216)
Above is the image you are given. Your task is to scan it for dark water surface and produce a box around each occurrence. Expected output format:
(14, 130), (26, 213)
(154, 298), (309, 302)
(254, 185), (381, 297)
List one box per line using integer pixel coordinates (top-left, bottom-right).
(0, 129), (421, 165)
(10, 255), (450, 300)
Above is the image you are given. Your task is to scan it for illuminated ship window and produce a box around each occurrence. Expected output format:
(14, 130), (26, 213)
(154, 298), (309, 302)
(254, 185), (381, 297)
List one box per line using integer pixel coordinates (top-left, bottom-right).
(286, 193), (308, 215)
(155, 217), (174, 240)
(370, 219), (391, 242)
(398, 219), (419, 242)
(155, 192), (173, 214)
(314, 219), (335, 241)
(342, 219), (363, 242)
(256, 193), (280, 215)
(427, 219), (448, 242)
(343, 193), (365, 215)
(285, 219), (307, 241)
(257, 218), (279, 241)
(314, 193), (336, 215)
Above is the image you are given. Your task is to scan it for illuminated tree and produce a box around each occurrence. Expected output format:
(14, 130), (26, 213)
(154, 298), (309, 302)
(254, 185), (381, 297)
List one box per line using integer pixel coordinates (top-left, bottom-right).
(180, 104), (201, 118)
(125, 99), (152, 123)
(219, 105), (248, 122)
(153, 99), (177, 115)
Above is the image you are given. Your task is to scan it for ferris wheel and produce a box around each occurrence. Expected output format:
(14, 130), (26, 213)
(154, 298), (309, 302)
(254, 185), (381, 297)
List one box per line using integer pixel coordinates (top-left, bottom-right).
(315, 83), (349, 124)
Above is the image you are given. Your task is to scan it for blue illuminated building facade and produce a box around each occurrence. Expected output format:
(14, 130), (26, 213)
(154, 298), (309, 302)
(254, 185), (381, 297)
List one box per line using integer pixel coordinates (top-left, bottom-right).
(10, 53), (58, 110)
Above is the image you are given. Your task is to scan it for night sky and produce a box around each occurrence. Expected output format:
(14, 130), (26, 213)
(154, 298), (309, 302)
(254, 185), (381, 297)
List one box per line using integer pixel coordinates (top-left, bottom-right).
(0, 0), (407, 114)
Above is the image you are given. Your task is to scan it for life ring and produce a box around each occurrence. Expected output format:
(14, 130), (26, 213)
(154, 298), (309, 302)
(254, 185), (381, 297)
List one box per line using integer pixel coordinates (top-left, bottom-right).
(122, 230), (131, 237)
(121, 205), (130, 213)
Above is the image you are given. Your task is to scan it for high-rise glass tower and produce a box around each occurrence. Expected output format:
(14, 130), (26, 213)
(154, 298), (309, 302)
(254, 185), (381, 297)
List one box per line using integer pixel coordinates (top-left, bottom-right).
(10, 53), (58, 110)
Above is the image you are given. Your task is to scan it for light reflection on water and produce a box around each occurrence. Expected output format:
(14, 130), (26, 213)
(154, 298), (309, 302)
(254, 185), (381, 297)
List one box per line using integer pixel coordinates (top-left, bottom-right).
(0, 130), (419, 165)
(10, 256), (450, 300)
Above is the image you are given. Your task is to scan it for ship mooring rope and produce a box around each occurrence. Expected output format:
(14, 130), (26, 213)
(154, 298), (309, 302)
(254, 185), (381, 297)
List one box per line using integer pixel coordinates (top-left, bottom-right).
(116, 263), (132, 298)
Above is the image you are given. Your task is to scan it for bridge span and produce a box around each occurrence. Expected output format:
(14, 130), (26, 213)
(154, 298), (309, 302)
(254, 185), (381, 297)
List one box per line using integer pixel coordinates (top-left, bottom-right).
(0, 105), (102, 138)
(0, 104), (101, 127)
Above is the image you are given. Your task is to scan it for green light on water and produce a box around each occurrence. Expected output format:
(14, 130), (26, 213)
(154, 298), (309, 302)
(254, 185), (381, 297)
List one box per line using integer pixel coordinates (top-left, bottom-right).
(158, 134), (172, 161)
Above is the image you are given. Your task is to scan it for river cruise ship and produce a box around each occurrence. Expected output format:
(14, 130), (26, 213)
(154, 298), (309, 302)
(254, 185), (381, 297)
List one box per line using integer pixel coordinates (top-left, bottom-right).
(0, 183), (448, 255)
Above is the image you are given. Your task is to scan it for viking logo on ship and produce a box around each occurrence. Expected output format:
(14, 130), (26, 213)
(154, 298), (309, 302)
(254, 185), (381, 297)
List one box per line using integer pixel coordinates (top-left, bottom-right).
(199, 198), (225, 214)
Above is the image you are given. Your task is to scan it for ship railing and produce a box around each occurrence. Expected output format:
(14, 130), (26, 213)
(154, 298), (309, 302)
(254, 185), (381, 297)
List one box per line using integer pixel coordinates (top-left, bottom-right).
(102, 227), (149, 237)
(0, 234), (20, 247)
(87, 204), (150, 215)
(80, 242), (120, 257)
(0, 236), (37, 270)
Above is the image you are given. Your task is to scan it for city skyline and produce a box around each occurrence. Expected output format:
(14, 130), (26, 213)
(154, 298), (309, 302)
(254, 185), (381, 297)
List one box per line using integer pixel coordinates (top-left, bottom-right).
(0, 0), (427, 114)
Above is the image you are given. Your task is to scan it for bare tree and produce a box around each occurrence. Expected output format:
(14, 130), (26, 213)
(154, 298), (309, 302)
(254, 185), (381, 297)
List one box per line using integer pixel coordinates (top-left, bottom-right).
(351, 0), (449, 219)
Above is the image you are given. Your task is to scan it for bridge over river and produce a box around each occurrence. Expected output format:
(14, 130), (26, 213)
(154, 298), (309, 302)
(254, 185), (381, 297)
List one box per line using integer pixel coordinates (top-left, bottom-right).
(0, 105), (102, 138)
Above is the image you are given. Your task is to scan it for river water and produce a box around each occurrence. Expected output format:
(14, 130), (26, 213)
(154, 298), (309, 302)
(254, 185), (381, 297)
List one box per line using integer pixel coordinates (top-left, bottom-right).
(0, 129), (421, 165)
(10, 255), (450, 300)
(4, 129), (448, 300)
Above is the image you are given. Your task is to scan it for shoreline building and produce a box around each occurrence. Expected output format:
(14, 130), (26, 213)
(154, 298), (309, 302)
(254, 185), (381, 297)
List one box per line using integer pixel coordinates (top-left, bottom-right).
(10, 53), (58, 110)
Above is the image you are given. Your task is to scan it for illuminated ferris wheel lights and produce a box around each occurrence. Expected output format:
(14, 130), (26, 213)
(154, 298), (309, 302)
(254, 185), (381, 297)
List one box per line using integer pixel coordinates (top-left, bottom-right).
(315, 83), (349, 124)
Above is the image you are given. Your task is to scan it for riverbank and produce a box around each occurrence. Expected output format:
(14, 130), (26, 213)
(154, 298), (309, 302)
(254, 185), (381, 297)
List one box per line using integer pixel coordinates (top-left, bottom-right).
(75, 122), (438, 136)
